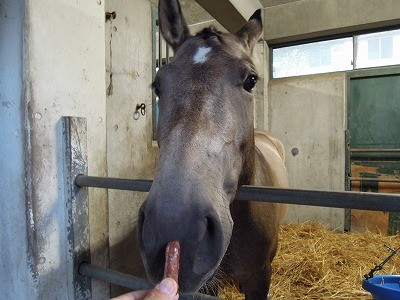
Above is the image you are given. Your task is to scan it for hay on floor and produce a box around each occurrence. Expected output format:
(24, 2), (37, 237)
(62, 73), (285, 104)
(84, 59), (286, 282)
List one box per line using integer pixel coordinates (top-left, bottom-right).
(218, 222), (400, 300)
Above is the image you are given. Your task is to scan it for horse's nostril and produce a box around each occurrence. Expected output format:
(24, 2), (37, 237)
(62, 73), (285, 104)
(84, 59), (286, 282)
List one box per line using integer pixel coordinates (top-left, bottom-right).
(138, 206), (157, 252)
(206, 216), (216, 237)
(138, 209), (145, 230)
(192, 215), (223, 276)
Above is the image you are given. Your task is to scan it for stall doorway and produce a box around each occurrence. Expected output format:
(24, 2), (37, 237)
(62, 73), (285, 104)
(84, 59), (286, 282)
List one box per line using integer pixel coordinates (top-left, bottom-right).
(346, 69), (400, 234)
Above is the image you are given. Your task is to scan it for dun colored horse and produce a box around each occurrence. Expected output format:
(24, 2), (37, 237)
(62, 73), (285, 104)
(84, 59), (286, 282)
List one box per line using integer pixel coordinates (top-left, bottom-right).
(138, 1), (288, 298)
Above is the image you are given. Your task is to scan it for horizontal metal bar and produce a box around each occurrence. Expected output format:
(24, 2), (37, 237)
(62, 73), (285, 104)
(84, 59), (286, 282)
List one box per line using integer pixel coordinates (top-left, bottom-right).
(350, 148), (400, 160)
(75, 175), (152, 192)
(75, 175), (400, 212)
(235, 185), (400, 212)
(78, 263), (219, 299)
(79, 263), (152, 291)
(349, 177), (400, 183)
(350, 153), (400, 160)
(351, 149), (400, 153)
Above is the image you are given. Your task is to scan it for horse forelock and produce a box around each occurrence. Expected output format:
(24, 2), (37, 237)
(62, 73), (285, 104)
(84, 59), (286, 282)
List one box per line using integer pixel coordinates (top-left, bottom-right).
(195, 26), (223, 40)
(169, 26), (250, 64)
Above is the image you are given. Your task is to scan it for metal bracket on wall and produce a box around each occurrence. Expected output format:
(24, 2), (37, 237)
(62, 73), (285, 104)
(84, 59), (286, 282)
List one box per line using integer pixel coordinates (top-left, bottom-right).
(62, 116), (91, 299)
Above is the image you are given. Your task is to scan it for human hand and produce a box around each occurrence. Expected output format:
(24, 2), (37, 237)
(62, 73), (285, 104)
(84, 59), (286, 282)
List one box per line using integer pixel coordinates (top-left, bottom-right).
(111, 278), (179, 300)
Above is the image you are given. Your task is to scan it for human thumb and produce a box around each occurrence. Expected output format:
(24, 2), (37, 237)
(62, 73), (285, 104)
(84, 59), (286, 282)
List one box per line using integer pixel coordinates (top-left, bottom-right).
(145, 278), (178, 300)
(157, 278), (178, 295)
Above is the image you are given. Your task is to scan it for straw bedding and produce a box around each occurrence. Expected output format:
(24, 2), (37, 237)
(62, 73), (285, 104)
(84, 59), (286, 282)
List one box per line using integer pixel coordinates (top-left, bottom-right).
(218, 222), (400, 300)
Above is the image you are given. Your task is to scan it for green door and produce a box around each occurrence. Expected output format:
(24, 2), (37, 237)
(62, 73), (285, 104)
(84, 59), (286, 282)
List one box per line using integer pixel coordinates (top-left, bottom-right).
(348, 74), (400, 149)
(347, 70), (400, 235)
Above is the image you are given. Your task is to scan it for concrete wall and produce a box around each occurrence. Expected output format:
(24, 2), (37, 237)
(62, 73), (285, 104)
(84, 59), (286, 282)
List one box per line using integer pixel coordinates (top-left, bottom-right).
(267, 73), (346, 229)
(264, 0), (400, 44)
(105, 0), (157, 296)
(1, 0), (167, 298)
(1, 0), (108, 298)
(261, 1), (400, 229)
(254, 41), (268, 129)
(257, 34), (346, 229)
(0, 1), (33, 298)
(259, 13), (347, 231)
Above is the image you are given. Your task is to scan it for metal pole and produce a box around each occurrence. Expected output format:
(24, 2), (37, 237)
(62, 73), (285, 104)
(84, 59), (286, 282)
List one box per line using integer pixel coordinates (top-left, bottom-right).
(236, 185), (400, 212)
(351, 149), (400, 153)
(79, 263), (219, 300)
(75, 175), (152, 192)
(75, 175), (400, 212)
(79, 263), (152, 291)
(349, 148), (400, 160)
(349, 177), (400, 183)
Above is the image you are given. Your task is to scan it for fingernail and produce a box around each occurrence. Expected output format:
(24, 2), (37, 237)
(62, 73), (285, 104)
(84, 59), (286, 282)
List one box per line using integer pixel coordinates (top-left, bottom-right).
(157, 278), (176, 295)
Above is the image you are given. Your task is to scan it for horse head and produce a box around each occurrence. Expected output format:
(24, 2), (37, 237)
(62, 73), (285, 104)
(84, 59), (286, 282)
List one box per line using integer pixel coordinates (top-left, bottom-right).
(138, 0), (263, 292)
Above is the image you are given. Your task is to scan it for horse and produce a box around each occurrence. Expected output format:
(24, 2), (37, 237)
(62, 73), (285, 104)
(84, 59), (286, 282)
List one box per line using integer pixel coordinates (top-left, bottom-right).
(137, 1), (288, 298)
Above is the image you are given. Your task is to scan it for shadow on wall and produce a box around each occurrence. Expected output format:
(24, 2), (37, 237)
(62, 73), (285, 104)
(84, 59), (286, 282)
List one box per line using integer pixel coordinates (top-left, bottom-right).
(110, 227), (147, 297)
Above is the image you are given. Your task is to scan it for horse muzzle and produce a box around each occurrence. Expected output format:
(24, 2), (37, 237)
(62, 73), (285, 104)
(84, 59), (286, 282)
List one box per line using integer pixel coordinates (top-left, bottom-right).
(137, 190), (233, 292)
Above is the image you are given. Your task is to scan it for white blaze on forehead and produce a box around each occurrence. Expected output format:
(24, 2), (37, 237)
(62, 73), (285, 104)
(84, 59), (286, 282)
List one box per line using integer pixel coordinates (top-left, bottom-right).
(193, 46), (212, 64)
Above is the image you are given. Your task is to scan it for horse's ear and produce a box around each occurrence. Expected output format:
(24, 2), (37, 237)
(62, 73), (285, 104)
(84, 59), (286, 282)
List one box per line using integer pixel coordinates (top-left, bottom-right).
(236, 9), (263, 52)
(159, 0), (191, 51)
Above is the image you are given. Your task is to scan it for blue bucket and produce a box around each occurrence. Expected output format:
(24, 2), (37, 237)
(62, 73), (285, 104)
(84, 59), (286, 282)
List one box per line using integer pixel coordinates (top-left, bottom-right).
(362, 275), (400, 300)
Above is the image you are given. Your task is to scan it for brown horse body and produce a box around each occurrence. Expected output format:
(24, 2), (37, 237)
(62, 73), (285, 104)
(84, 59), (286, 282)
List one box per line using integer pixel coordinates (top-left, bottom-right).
(137, 1), (288, 299)
(224, 130), (288, 298)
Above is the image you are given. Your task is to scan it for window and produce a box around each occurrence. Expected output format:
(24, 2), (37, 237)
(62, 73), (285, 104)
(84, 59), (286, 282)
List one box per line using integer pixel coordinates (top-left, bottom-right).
(381, 37), (394, 58)
(355, 29), (400, 69)
(273, 38), (352, 78)
(272, 28), (400, 78)
(368, 38), (380, 59)
(366, 36), (394, 60)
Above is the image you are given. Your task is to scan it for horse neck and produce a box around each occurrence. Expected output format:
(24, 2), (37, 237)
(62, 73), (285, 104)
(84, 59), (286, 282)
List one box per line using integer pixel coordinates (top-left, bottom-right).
(238, 134), (256, 186)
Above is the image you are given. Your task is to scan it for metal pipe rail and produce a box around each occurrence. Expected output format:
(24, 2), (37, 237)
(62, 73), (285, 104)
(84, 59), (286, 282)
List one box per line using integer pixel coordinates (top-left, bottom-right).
(349, 177), (400, 183)
(63, 117), (400, 299)
(79, 263), (218, 300)
(76, 175), (152, 192)
(75, 175), (400, 212)
(349, 148), (400, 160)
(351, 149), (400, 153)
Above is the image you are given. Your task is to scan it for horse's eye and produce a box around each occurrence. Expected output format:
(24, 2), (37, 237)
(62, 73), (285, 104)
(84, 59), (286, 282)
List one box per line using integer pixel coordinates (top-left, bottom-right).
(243, 74), (258, 92)
(153, 85), (160, 96)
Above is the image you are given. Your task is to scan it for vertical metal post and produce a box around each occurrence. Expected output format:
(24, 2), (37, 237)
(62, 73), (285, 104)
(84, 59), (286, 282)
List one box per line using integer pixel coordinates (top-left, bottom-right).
(152, 8), (159, 141)
(389, 213), (400, 235)
(166, 44), (170, 64)
(62, 116), (91, 299)
(344, 129), (351, 232)
(158, 21), (162, 70)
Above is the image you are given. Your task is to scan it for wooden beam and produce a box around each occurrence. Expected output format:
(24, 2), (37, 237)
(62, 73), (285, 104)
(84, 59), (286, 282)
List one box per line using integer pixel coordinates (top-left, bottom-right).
(229, 0), (263, 21)
(195, 0), (263, 33)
